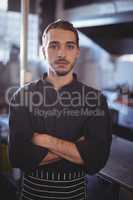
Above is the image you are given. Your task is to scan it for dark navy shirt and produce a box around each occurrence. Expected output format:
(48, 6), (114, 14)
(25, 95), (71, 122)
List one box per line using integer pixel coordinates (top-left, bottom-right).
(8, 73), (112, 175)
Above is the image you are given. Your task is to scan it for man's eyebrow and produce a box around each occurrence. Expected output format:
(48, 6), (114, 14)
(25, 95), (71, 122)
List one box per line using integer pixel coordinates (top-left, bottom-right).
(49, 41), (59, 44)
(49, 41), (77, 45)
(66, 41), (77, 45)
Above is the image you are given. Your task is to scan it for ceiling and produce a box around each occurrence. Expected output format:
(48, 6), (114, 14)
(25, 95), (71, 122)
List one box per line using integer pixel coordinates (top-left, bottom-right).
(64, 0), (133, 55)
(8, 0), (133, 55)
(79, 19), (133, 55)
(64, 0), (115, 9)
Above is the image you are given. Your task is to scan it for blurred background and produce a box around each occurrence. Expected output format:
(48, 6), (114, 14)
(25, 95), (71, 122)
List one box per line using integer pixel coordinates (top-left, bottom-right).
(0, 0), (133, 200)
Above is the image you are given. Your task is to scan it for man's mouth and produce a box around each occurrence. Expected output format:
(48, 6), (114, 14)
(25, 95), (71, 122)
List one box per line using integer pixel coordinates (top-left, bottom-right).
(55, 59), (69, 65)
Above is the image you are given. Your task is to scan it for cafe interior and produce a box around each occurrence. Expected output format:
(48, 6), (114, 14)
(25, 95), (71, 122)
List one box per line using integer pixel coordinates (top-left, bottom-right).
(0, 0), (133, 200)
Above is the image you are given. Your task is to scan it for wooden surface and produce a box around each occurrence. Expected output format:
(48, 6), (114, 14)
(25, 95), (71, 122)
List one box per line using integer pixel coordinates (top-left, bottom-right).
(100, 136), (133, 192)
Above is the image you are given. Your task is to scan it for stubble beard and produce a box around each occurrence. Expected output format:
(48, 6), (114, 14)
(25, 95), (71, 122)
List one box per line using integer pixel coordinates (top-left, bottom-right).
(56, 66), (73, 76)
(52, 63), (75, 76)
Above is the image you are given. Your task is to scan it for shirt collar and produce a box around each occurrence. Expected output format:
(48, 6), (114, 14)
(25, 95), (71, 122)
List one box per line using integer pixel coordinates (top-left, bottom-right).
(41, 72), (78, 89)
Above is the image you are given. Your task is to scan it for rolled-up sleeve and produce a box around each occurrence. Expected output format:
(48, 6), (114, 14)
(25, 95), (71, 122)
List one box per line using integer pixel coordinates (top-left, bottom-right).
(75, 95), (112, 175)
(8, 90), (48, 172)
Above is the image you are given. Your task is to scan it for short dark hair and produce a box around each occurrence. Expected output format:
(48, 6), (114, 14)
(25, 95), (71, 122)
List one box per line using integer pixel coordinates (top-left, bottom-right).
(42, 19), (79, 47)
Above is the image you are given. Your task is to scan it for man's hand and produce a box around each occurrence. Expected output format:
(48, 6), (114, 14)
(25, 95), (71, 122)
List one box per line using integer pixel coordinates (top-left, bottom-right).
(39, 151), (61, 166)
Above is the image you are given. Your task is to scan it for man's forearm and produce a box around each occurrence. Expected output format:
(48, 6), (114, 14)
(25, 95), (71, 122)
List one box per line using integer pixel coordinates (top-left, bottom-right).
(32, 133), (84, 165)
(47, 136), (84, 165)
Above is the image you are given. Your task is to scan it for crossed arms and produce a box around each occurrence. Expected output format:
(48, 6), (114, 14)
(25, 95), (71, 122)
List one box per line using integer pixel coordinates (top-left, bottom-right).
(9, 90), (112, 173)
(32, 133), (85, 166)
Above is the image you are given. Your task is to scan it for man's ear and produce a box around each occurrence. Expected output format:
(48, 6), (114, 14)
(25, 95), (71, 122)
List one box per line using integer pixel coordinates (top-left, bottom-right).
(42, 46), (46, 58)
(76, 48), (80, 59)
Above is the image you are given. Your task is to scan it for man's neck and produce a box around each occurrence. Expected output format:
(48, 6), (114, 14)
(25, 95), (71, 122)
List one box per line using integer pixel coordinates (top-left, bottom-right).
(46, 71), (73, 90)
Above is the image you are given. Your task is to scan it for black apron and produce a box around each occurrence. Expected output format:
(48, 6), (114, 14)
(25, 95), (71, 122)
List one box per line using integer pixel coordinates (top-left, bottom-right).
(20, 170), (87, 200)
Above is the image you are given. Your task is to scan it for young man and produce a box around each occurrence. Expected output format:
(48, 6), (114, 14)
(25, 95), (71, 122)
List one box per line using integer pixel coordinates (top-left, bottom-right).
(9, 19), (112, 200)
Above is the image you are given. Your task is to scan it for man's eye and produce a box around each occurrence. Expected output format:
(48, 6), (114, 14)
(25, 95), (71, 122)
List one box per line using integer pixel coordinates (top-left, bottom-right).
(49, 44), (58, 49)
(67, 45), (75, 49)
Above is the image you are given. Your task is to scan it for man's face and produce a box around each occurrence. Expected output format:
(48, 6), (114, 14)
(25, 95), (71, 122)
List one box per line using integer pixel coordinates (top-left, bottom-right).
(42, 28), (80, 76)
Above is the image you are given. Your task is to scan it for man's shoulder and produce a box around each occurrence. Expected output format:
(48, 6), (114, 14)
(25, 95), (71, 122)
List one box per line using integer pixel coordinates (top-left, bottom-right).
(76, 80), (100, 93)
(75, 80), (107, 103)
(11, 79), (43, 99)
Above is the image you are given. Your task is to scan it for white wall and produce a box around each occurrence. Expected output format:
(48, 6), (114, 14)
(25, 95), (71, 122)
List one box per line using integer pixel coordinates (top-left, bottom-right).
(114, 61), (133, 90)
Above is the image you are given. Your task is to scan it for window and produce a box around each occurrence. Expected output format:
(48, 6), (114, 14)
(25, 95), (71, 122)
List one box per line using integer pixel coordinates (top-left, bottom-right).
(0, 0), (8, 11)
(0, 11), (39, 63)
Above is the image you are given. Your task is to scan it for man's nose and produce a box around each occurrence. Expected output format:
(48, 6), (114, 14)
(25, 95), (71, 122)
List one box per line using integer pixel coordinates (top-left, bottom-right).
(57, 47), (66, 58)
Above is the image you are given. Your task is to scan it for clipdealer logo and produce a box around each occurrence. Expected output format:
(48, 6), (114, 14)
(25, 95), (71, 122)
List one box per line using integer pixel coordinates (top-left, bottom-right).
(5, 85), (102, 113)
(33, 107), (105, 118)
